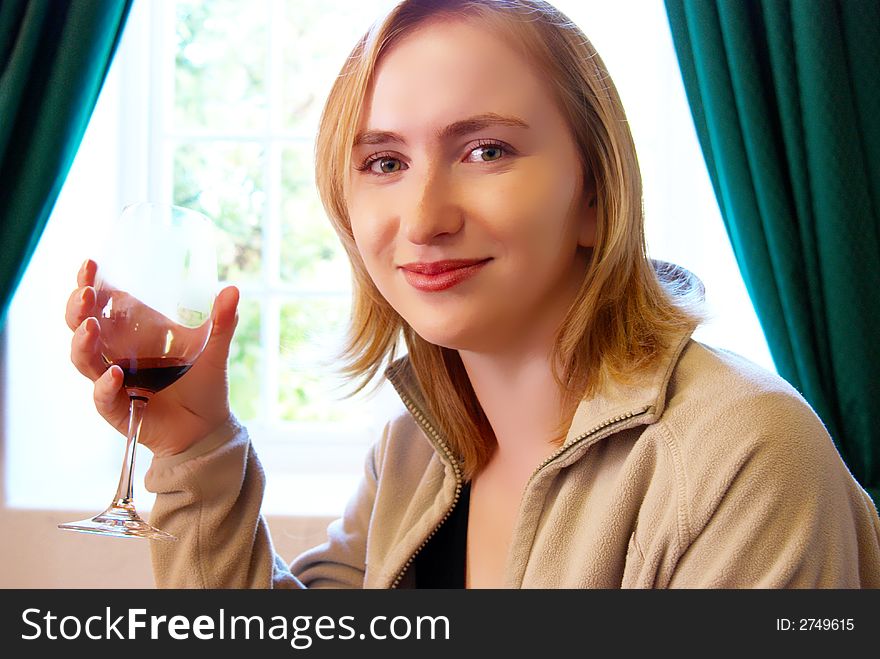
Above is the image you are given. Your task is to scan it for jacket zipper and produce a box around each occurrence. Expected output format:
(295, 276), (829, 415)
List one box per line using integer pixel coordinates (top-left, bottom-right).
(387, 371), (652, 588)
(388, 383), (463, 589)
(526, 404), (653, 485)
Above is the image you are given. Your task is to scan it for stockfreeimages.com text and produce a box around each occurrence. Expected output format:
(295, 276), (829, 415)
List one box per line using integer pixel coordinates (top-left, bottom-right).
(21, 607), (451, 648)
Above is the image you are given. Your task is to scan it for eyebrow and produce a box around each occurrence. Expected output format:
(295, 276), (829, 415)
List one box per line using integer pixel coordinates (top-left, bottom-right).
(353, 113), (530, 147)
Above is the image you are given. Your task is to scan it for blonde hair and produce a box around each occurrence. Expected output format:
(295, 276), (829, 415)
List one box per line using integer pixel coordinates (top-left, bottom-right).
(315, 0), (705, 481)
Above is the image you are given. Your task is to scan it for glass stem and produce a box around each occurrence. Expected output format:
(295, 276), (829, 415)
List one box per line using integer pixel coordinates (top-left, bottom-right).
(113, 396), (148, 508)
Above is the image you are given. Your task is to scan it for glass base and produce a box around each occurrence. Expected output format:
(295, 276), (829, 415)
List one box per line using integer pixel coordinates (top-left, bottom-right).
(58, 503), (176, 542)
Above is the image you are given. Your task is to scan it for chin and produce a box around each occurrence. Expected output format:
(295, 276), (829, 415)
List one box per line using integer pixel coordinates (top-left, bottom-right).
(408, 325), (467, 350)
(404, 314), (498, 352)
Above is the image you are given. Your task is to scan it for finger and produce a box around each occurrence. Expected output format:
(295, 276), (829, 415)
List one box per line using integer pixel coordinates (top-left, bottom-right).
(77, 258), (97, 288)
(93, 365), (131, 432)
(214, 285), (240, 335)
(70, 317), (107, 381)
(65, 285), (96, 331)
(200, 285), (240, 368)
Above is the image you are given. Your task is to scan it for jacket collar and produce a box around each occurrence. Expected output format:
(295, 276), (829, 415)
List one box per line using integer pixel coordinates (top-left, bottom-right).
(383, 261), (702, 461)
(561, 318), (695, 444)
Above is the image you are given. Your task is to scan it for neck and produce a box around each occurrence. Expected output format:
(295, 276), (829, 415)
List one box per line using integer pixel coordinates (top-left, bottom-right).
(459, 341), (566, 473)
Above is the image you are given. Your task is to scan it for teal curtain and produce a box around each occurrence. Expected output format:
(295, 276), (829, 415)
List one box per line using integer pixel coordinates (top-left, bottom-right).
(0, 0), (132, 329)
(665, 0), (879, 506)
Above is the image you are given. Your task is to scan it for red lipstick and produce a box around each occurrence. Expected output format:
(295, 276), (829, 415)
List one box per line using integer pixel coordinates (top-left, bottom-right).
(400, 258), (491, 292)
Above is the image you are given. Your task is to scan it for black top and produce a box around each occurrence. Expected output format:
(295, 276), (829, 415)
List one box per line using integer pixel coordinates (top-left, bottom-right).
(413, 480), (472, 588)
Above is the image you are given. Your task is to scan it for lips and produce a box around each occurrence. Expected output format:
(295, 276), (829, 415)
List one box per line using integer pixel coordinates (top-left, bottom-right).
(400, 258), (491, 275)
(400, 258), (491, 293)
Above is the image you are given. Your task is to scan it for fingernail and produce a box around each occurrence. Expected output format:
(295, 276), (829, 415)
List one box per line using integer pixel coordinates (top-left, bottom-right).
(80, 288), (89, 304)
(79, 317), (95, 336)
(80, 259), (89, 275)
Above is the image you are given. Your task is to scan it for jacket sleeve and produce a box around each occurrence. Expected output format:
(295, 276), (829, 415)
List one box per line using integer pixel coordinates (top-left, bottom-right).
(144, 413), (386, 589)
(665, 392), (880, 588)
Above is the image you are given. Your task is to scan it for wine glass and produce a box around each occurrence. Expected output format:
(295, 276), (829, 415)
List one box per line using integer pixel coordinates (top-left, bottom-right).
(59, 202), (218, 541)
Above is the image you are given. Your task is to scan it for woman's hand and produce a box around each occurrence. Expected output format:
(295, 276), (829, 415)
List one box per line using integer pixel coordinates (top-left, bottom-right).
(65, 259), (241, 457)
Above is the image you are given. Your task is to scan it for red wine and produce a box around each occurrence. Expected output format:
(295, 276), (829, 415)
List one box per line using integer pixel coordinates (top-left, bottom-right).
(111, 357), (193, 394)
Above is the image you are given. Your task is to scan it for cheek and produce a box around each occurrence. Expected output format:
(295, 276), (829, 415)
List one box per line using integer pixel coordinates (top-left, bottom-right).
(348, 196), (395, 271)
(469, 157), (579, 257)
(347, 198), (416, 316)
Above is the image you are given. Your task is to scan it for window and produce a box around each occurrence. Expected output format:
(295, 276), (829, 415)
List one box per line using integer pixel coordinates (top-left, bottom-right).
(3, 0), (774, 517)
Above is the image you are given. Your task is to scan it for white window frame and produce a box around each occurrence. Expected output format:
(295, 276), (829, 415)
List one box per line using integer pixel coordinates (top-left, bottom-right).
(141, 0), (406, 509)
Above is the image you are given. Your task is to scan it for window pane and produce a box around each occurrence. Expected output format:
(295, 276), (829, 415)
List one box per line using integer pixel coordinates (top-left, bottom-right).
(280, 0), (398, 133)
(279, 0), (326, 134)
(173, 142), (264, 282)
(174, 0), (268, 131)
(279, 296), (354, 422)
(280, 144), (350, 289)
(229, 297), (262, 421)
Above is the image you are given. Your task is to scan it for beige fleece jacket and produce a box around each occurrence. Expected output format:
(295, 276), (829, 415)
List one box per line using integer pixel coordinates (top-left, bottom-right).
(145, 323), (880, 588)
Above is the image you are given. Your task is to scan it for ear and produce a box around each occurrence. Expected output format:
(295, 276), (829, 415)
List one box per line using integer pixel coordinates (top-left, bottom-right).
(577, 175), (598, 249)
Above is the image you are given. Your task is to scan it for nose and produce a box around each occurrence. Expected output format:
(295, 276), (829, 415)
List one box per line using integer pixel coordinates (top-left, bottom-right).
(401, 167), (463, 245)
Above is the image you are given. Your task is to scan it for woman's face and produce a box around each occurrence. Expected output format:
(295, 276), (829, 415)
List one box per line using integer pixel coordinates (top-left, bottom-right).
(348, 17), (596, 354)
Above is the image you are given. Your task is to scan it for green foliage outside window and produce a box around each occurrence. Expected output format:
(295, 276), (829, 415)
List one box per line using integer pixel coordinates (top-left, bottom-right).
(170, 0), (380, 424)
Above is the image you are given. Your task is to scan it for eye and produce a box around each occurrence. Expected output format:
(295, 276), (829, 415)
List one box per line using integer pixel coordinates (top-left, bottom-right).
(356, 153), (408, 176)
(465, 141), (510, 163)
(374, 157), (404, 174)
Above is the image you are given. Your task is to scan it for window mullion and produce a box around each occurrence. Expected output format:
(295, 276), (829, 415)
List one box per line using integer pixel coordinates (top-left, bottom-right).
(262, 0), (284, 425)
(154, 0), (176, 205)
(265, 0), (284, 290)
(261, 295), (282, 424)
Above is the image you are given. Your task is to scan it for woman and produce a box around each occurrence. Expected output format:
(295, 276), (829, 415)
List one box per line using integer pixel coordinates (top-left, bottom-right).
(66, 0), (880, 588)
